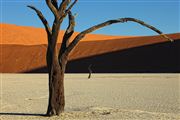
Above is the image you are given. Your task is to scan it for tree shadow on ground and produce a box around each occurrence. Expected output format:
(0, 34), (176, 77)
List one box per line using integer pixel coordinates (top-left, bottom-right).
(0, 112), (46, 117)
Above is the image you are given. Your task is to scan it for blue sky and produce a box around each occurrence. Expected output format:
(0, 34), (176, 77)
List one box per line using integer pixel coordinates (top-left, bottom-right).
(0, 0), (179, 36)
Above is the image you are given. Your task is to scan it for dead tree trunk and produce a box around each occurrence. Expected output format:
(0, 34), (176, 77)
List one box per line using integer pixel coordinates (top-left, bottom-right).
(28, 0), (77, 116)
(88, 64), (92, 79)
(28, 0), (173, 117)
(46, 45), (67, 116)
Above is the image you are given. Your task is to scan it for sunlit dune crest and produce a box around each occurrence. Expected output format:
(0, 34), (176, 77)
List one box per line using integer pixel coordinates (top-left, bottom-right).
(1, 23), (136, 45)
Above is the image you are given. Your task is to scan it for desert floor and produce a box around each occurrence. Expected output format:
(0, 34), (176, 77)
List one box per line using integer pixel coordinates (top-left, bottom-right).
(0, 74), (179, 120)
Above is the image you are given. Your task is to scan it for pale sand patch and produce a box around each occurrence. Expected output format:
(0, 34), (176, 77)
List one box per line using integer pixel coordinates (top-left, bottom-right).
(0, 74), (179, 120)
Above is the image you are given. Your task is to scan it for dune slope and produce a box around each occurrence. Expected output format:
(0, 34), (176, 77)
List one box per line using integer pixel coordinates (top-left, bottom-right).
(0, 23), (179, 73)
(1, 23), (132, 45)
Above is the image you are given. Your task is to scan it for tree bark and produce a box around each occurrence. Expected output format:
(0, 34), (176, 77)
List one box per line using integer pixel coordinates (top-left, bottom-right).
(46, 45), (67, 116)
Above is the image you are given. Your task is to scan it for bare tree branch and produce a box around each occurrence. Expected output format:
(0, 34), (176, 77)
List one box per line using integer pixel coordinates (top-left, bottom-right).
(27, 5), (52, 37)
(58, 0), (71, 16)
(58, 0), (78, 20)
(63, 0), (78, 18)
(59, 11), (75, 62)
(51, 0), (58, 9)
(46, 0), (59, 18)
(65, 17), (173, 54)
(62, 12), (75, 49)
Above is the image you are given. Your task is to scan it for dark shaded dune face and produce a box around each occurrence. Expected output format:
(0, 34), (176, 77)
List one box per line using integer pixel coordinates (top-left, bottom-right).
(1, 38), (180, 73)
(66, 40), (180, 73)
(25, 39), (180, 73)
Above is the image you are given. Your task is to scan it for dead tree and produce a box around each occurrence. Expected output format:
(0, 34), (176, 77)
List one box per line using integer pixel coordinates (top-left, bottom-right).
(28, 0), (173, 116)
(88, 64), (92, 79)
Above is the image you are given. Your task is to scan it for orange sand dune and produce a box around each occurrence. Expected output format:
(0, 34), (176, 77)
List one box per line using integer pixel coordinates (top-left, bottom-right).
(1, 23), (135, 45)
(0, 23), (179, 73)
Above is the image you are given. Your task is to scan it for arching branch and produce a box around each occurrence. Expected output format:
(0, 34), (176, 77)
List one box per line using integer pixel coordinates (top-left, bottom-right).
(46, 0), (59, 18)
(65, 17), (173, 54)
(27, 5), (52, 37)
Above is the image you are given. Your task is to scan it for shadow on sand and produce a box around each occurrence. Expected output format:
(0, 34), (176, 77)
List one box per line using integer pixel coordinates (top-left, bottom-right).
(0, 112), (46, 117)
